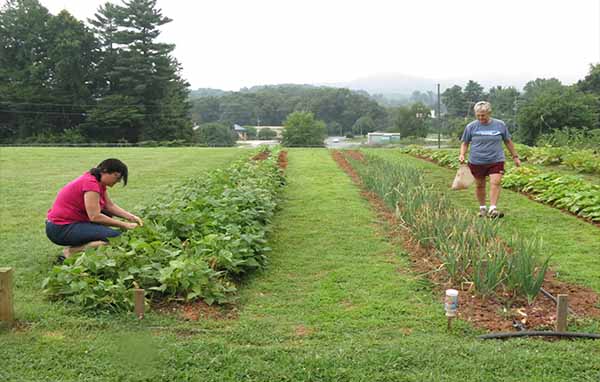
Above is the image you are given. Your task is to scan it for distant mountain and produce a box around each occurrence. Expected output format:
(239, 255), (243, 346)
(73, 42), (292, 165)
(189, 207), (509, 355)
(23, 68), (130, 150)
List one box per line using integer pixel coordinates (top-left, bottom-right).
(325, 72), (579, 96)
(189, 88), (230, 98)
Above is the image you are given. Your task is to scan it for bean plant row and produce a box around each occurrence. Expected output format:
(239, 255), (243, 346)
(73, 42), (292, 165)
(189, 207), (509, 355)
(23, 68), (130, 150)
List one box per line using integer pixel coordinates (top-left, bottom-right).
(43, 148), (285, 311)
(348, 153), (549, 304)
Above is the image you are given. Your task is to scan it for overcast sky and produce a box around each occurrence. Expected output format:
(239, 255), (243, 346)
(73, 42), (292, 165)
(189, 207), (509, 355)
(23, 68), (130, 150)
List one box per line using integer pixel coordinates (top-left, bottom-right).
(39, 0), (600, 91)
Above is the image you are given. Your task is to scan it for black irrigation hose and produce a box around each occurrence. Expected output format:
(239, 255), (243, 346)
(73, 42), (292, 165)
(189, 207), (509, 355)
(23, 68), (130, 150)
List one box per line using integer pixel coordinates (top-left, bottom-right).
(479, 331), (600, 340)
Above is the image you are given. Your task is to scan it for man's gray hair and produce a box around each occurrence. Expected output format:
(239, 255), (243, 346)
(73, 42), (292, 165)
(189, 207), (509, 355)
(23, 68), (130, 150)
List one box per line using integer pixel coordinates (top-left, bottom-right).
(474, 101), (492, 114)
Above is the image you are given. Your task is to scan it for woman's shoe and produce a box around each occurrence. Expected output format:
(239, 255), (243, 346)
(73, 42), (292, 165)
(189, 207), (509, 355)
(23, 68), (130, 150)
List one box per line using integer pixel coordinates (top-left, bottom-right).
(488, 209), (504, 218)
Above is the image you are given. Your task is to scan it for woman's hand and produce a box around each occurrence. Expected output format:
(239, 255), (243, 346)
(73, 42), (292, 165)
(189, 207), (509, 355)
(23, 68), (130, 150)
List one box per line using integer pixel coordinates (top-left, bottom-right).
(127, 214), (144, 227)
(123, 222), (139, 230)
(513, 156), (521, 167)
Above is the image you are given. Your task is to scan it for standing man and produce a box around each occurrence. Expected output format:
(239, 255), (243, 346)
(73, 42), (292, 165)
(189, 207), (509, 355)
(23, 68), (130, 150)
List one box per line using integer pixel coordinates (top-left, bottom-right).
(459, 101), (521, 218)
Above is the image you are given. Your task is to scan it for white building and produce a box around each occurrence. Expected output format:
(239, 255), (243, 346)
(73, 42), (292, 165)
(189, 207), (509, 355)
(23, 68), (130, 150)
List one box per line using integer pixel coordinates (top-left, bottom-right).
(367, 132), (401, 145)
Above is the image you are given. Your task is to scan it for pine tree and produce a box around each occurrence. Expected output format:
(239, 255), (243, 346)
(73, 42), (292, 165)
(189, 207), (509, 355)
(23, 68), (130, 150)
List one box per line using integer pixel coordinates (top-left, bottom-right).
(84, 0), (191, 142)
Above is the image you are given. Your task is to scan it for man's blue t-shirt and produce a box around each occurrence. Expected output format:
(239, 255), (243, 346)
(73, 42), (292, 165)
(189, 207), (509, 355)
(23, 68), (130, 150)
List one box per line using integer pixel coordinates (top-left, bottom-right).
(461, 119), (511, 164)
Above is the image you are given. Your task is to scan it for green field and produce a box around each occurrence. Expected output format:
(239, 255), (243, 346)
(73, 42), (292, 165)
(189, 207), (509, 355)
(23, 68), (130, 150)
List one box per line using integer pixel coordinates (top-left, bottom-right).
(1, 148), (599, 381)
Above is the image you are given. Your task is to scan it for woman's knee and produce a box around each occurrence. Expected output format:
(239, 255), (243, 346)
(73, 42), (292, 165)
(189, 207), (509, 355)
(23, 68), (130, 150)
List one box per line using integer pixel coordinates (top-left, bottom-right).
(489, 175), (503, 186)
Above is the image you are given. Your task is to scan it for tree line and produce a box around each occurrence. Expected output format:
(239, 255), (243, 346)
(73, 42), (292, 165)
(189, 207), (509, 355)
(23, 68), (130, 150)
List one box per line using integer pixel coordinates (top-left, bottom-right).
(190, 85), (389, 138)
(441, 69), (600, 145)
(0, 0), (190, 144)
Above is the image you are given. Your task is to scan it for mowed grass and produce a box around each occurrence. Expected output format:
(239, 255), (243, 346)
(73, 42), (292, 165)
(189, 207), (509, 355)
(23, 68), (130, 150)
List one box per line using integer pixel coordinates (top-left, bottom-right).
(366, 149), (600, 294)
(1, 148), (599, 381)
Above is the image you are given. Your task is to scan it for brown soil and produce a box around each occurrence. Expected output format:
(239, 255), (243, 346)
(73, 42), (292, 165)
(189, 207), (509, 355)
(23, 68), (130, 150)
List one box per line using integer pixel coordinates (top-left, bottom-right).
(154, 300), (238, 321)
(278, 150), (288, 170)
(294, 325), (315, 337)
(331, 150), (600, 333)
(252, 151), (270, 161)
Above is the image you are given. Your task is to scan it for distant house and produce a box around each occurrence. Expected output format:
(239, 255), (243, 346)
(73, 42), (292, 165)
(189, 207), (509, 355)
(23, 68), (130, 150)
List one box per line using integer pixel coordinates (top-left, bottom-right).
(233, 124), (247, 140)
(250, 126), (284, 139)
(367, 132), (401, 145)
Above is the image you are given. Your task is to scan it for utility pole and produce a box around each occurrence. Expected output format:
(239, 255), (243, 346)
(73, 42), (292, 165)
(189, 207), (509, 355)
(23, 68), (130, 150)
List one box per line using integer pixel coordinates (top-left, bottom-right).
(437, 83), (441, 148)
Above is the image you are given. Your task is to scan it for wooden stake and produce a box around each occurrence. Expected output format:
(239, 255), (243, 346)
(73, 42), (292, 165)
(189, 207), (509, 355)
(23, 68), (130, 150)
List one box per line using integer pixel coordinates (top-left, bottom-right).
(447, 316), (453, 331)
(134, 288), (145, 319)
(556, 294), (568, 332)
(0, 267), (15, 325)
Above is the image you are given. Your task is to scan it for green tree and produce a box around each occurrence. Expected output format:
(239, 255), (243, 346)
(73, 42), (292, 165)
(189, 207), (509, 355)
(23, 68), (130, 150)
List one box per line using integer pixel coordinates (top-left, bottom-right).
(87, 2), (121, 96)
(327, 121), (342, 136)
(441, 85), (466, 118)
(0, 0), (54, 141)
(194, 122), (235, 146)
(516, 87), (599, 144)
(577, 63), (600, 94)
(522, 78), (563, 101)
(487, 86), (520, 129)
(352, 116), (375, 136)
(45, 10), (98, 133)
(257, 128), (277, 140)
(392, 102), (430, 138)
(244, 126), (257, 139)
(86, 0), (191, 142)
(282, 111), (326, 147)
(463, 80), (485, 114)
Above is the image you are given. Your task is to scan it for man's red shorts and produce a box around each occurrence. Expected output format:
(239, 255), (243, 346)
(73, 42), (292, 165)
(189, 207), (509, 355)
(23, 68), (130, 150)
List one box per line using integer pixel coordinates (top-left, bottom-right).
(468, 162), (505, 179)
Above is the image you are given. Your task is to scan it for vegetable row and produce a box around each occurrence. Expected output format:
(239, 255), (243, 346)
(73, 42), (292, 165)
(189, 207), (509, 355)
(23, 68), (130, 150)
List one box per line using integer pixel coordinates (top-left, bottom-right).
(43, 148), (285, 311)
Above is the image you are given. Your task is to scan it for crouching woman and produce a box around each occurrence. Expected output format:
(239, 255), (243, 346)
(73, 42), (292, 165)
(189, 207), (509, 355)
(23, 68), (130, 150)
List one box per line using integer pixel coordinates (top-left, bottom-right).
(46, 158), (143, 262)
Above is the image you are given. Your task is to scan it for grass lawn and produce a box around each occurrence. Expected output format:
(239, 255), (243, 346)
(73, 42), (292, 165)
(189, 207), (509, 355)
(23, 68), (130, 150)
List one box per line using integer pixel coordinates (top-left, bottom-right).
(1, 148), (599, 381)
(366, 149), (600, 294)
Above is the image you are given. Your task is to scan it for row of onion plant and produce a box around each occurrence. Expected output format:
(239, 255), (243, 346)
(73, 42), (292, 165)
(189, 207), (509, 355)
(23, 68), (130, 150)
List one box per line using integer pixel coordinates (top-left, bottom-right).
(347, 152), (549, 304)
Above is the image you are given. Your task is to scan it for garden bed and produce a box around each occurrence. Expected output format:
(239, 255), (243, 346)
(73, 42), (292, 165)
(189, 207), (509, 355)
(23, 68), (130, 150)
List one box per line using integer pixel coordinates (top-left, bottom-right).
(42, 148), (288, 313)
(332, 150), (600, 332)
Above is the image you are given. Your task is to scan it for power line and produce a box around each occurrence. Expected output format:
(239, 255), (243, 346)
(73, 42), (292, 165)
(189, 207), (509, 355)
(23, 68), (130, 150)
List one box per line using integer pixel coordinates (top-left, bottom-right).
(0, 109), (190, 117)
(0, 101), (183, 109)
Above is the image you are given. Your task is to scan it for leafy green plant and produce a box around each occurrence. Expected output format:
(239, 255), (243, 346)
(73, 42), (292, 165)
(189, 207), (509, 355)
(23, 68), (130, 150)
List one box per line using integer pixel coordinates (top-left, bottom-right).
(43, 148), (285, 311)
(503, 167), (600, 222)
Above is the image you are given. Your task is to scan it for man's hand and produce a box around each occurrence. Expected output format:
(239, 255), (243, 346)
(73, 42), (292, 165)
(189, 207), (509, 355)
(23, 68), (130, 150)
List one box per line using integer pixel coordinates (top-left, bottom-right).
(459, 154), (465, 164)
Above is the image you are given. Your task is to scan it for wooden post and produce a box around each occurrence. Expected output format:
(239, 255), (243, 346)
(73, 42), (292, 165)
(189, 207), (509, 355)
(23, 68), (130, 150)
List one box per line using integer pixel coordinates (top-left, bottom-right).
(134, 289), (145, 319)
(556, 294), (568, 332)
(0, 267), (15, 325)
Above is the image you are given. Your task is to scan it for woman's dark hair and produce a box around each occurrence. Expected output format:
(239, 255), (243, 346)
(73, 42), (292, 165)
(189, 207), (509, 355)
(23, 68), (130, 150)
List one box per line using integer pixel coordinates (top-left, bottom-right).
(89, 158), (129, 186)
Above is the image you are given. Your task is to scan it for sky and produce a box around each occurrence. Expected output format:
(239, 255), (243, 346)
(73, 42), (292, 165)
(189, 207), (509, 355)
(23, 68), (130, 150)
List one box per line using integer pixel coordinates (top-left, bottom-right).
(39, 0), (600, 91)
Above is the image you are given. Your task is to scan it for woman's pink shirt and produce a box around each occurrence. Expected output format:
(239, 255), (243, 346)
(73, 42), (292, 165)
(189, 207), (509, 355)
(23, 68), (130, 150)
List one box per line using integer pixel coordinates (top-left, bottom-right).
(47, 172), (106, 225)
